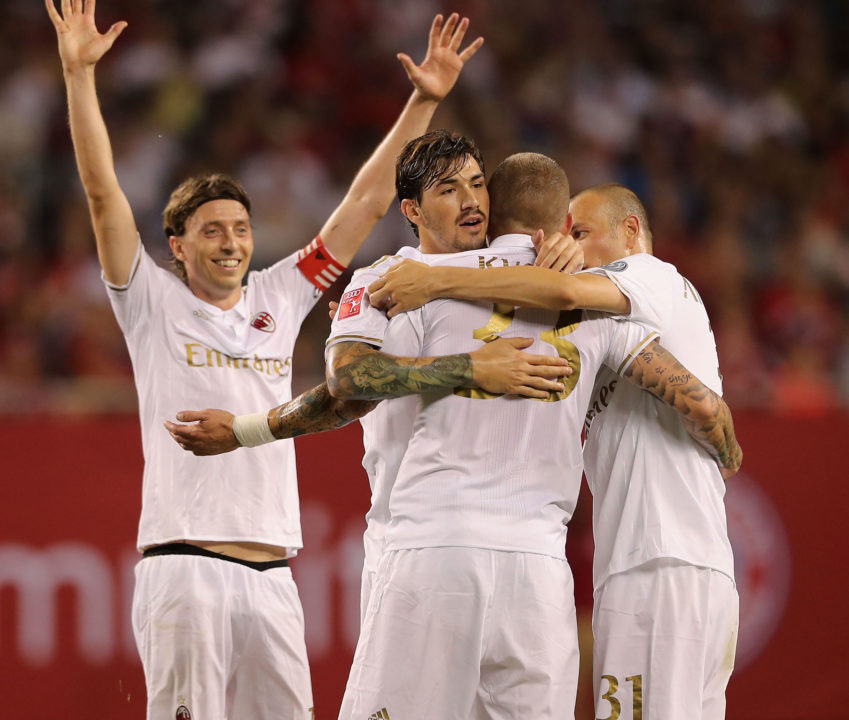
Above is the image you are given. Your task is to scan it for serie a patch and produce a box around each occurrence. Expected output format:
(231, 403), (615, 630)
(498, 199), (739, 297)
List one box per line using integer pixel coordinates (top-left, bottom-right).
(338, 287), (365, 319)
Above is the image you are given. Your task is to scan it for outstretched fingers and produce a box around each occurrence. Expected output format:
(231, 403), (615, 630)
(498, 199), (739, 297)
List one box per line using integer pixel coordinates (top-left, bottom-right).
(427, 13), (443, 50)
(438, 12), (459, 47)
(448, 16), (469, 52)
(459, 35), (484, 62)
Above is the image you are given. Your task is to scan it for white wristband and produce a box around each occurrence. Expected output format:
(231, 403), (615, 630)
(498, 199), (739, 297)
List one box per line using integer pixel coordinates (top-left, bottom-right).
(232, 411), (276, 448)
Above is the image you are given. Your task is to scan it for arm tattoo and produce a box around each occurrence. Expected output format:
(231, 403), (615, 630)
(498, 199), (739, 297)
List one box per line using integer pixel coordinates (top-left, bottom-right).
(268, 382), (378, 439)
(624, 340), (742, 473)
(327, 341), (473, 400)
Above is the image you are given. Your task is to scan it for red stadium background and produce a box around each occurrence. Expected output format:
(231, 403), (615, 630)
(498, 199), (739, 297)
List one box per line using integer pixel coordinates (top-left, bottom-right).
(1, 412), (847, 719)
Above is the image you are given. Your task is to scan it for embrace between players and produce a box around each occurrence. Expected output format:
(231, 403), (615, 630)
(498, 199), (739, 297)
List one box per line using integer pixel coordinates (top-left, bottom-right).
(48, 1), (741, 718)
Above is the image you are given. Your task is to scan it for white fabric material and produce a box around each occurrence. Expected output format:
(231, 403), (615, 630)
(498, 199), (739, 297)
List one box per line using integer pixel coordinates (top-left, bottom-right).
(592, 559), (738, 720)
(133, 554), (313, 720)
(325, 244), (423, 352)
(326, 245), (422, 598)
(383, 236), (658, 558)
(581, 253), (735, 588)
(233, 411), (275, 447)
(340, 547), (579, 720)
(105, 239), (319, 553)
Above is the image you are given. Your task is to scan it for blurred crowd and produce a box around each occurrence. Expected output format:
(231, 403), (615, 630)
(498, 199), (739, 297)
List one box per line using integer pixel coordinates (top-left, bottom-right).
(1, 0), (847, 415)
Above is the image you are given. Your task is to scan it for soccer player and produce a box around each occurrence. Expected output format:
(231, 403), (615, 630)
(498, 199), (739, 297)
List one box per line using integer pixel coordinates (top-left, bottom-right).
(368, 181), (741, 718)
(45, 1), (486, 717)
(166, 132), (574, 623)
(325, 154), (739, 719)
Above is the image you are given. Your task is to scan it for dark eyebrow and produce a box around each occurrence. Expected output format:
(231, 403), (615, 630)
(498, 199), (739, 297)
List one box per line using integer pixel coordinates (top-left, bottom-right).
(436, 172), (485, 188)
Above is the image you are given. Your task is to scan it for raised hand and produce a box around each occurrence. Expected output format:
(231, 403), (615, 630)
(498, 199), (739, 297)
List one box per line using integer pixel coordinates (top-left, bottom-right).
(471, 337), (572, 399)
(533, 229), (584, 273)
(164, 409), (240, 456)
(45, 0), (127, 70)
(368, 259), (433, 316)
(399, 13), (484, 103)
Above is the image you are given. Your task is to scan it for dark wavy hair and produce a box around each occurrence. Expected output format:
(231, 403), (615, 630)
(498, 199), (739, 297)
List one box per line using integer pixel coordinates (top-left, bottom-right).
(395, 130), (485, 238)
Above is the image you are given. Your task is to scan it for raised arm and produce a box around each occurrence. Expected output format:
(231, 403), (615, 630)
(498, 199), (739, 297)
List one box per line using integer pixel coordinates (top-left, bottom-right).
(317, 13), (484, 266)
(368, 259), (631, 317)
(623, 340), (742, 479)
(326, 338), (570, 401)
(46, 0), (137, 285)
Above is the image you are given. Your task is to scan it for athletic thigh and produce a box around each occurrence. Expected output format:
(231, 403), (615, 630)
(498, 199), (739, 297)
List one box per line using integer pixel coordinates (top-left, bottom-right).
(592, 560), (737, 720)
(228, 565), (314, 720)
(133, 555), (230, 720)
(476, 552), (579, 720)
(339, 547), (493, 720)
(133, 557), (312, 720)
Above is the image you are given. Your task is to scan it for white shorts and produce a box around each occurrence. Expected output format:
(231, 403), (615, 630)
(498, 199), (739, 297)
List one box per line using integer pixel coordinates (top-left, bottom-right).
(132, 552), (313, 720)
(360, 564), (376, 626)
(592, 559), (739, 720)
(340, 546), (579, 720)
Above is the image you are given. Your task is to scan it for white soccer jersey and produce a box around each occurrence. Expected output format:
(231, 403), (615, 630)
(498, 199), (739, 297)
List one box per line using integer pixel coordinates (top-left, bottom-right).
(105, 239), (320, 553)
(379, 235), (658, 558)
(582, 253), (735, 589)
(326, 246), (423, 575)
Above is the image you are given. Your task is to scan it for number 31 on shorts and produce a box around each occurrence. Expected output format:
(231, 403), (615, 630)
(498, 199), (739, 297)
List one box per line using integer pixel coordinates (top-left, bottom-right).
(597, 673), (642, 720)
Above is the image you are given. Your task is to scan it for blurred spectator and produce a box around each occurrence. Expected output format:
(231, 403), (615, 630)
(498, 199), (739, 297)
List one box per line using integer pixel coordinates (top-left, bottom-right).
(1, 0), (847, 414)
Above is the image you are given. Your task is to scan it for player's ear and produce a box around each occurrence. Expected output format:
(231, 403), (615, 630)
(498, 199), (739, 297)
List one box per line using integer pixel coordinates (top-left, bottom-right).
(561, 212), (573, 235)
(169, 235), (187, 261)
(400, 198), (422, 228)
(623, 215), (640, 252)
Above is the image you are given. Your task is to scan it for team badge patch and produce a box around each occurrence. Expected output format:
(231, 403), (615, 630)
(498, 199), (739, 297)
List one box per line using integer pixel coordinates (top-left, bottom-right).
(175, 705), (192, 719)
(251, 311), (276, 332)
(601, 260), (628, 272)
(338, 287), (365, 319)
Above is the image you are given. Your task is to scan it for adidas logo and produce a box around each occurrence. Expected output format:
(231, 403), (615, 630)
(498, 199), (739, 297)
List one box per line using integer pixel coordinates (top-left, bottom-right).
(368, 708), (390, 720)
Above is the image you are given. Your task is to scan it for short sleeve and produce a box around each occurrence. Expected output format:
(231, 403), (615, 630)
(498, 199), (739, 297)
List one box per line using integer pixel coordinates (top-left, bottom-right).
(103, 238), (170, 337)
(581, 254), (663, 332)
(325, 246), (422, 354)
(599, 313), (660, 376)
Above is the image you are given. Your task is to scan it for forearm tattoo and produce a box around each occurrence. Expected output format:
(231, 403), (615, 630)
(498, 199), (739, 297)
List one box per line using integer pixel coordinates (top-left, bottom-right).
(268, 382), (377, 439)
(625, 342), (742, 471)
(328, 342), (473, 400)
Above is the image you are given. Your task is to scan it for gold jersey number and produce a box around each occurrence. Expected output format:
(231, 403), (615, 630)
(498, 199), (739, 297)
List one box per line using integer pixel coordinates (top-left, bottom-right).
(455, 305), (582, 401)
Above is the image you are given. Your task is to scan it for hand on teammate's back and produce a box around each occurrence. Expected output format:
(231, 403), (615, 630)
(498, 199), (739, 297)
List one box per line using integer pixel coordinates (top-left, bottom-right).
(470, 336), (572, 399)
(533, 229), (584, 273)
(368, 259), (433, 316)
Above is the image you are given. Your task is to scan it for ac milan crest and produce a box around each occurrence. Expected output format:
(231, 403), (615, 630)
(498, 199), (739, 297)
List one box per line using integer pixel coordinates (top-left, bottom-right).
(176, 705), (192, 719)
(251, 311), (276, 332)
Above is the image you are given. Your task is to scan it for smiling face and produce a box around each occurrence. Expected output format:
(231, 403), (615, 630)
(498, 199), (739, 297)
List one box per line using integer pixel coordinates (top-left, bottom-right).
(169, 198), (253, 308)
(401, 156), (489, 254)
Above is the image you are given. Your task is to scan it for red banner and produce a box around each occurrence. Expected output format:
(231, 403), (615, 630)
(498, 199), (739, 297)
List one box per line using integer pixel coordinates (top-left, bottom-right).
(0, 413), (846, 719)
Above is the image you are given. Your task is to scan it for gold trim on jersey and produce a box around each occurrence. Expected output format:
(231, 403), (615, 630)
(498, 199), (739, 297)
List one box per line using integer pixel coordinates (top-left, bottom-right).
(616, 332), (659, 375)
(325, 333), (384, 346)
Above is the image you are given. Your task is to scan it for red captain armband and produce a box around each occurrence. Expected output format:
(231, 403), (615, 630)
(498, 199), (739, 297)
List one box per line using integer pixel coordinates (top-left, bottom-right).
(296, 236), (345, 291)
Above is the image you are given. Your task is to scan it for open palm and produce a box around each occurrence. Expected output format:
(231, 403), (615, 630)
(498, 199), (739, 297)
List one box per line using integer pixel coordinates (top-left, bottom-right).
(399, 13), (484, 103)
(45, 0), (127, 68)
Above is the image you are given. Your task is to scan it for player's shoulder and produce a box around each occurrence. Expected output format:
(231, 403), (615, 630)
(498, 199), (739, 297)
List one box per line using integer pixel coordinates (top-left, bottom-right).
(352, 246), (422, 277)
(598, 253), (679, 281)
